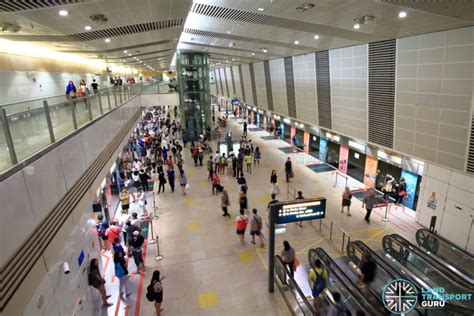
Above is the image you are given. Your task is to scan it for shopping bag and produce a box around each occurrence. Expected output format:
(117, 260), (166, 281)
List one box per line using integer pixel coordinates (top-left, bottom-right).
(293, 258), (300, 271)
(290, 170), (295, 178)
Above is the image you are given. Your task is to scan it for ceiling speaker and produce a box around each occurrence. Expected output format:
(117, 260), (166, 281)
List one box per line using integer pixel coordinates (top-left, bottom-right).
(89, 14), (108, 24)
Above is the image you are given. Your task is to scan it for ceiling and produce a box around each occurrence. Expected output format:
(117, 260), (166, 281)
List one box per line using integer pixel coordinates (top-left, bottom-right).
(0, 0), (473, 72)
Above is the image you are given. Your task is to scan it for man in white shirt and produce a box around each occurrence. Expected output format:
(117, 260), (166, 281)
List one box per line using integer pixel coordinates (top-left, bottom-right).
(213, 151), (221, 173)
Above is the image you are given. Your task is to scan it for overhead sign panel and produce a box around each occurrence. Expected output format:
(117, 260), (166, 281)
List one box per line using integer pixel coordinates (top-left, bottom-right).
(272, 198), (326, 224)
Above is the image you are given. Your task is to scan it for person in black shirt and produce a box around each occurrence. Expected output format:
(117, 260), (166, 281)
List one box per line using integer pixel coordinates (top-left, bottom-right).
(359, 255), (377, 289)
(91, 79), (99, 94)
(139, 169), (151, 192)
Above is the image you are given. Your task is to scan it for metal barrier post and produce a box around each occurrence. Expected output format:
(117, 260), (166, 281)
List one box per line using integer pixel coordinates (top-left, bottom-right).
(382, 203), (390, 222)
(342, 234), (345, 253)
(113, 89), (118, 107)
(119, 87), (123, 104)
(155, 235), (164, 261)
(86, 96), (93, 121)
(319, 219), (322, 231)
(334, 172), (338, 188)
(152, 191), (159, 220)
(97, 92), (104, 114)
(1, 108), (18, 164)
(69, 99), (78, 130)
(330, 222), (333, 241)
(106, 90), (112, 110)
(149, 219), (157, 244)
(42, 100), (55, 143)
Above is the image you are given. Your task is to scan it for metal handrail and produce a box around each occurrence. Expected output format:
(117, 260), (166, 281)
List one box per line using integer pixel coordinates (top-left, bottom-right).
(312, 219), (351, 253)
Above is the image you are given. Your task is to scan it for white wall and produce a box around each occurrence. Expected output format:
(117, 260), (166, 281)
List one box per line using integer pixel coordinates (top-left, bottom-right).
(232, 66), (243, 100)
(0, 70), (103, 106)
(269, 58), (288, 116)
(416, 162), (474, 252)
(241, 64), (254, 105)
(395, 26), (474, 171)
(253, 62), (268, 110)
(293, 53), (318, 126)
(141, 93), (179, 106)
(330, 44), (368, 141)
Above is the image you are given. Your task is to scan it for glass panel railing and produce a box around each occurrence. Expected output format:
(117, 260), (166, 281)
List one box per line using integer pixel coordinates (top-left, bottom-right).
(0, 119), (12, 170)
(49, 100), (76, 141)
(9, 108), (52, 162)
(0, 83), (153, 174)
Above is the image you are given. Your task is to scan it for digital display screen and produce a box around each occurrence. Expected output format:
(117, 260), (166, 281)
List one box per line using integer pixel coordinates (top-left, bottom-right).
(274, 199), (326, 224)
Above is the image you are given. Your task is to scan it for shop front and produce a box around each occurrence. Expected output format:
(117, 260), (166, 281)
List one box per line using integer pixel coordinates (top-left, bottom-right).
(347, 149), (366, 183)
(294, 127), (305, 151)
(326, 140), (340, 169)
(283, 120), (291, 143)
(309, 134), (320, 158)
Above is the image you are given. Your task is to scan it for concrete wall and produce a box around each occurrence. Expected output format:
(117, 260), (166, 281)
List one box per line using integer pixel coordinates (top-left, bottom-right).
(293, 53), (318, 126)
(269, 58), (288, 116)
(253, 62), (268, 110)
(241, 64), (253, 105)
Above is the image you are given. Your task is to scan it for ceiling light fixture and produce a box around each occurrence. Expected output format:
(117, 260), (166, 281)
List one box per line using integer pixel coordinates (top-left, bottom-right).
(353, 23), (360, 29)
(226, 30), (231, 34)
(251, 53), (255, 56)
(296, 2), (315, 13)
(128, 53), (131, 56)
(262, 48), (268, 53)
(59, 10), (69, 16)
(104, 38), (111, 43)
(398, 11), (407, 18)
(123, 50), (127, 53)
(231, 58), (235, 61)
(353, 15), (376, 29)
(294, 40), (299, 45)
(84, 25), (91, 31)
(314, 34), (319, 40)
(258, 8), (264, 11)
(134, 57), (137, 59)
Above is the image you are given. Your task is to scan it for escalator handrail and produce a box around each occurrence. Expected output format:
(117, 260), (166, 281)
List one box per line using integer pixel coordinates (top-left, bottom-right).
(274, 255), (316, 314)
(416, 229), (473, 258)
(391, 234), (474, 289)
(381, 235), (474, 315)
(308, 248), (386, 316)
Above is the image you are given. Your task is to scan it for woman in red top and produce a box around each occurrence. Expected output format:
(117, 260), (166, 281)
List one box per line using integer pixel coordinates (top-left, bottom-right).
(235, 209), (248, 243)
(211, 172), (221, 195)
(105, 223), (122, 245)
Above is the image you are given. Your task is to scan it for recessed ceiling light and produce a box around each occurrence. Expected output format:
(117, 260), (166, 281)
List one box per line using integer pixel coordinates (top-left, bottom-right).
(262, 48), (268, 53)
(123, 50), (128, 53)
(122, 59), (125, 62)
(353, 23), (360, 29)
(105, 38), (111, 43)
(398, 11), (407, 18)
(294, 40), (299, 45)
(128, 53), (132, 56)
(258, 8), (264, 11)
(232, 58), (235, 61)
(226, 60), (229, 63)
(251, 53), (255, 56)
(211, 43), (215, 46)
(84, 25), (91, 31)
(314, 34), (319, 40)
(59, 10), (68, 16)
(226, 30), (231, 34)
(140, 61), (143, 63)
(134, 57), (137, 59)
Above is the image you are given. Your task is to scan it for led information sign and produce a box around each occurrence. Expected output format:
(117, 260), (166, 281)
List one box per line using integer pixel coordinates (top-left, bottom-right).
(272, 198), (326, 224)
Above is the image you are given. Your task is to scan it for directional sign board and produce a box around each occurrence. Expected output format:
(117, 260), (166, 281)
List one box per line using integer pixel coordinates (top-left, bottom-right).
(271, 198), (326, 224)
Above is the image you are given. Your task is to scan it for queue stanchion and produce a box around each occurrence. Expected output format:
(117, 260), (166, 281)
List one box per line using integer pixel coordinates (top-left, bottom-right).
(382, 203), (390, 222)
(149, 217), (157, 244)
(155, 235), (164, 261)
(152, 190), (159, 220)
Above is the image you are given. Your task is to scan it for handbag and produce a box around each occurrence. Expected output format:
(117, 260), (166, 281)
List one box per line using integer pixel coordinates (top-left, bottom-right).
(290, 170), (295, 178)
(293, 258), (300, 271)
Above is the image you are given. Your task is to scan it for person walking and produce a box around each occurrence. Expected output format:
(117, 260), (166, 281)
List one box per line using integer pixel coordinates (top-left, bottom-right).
(191, 145), (199, 166)
(221, 189), (231, 217)
(285, 157), (293, 183)
(254, 146), (261, 165)
(177, 154), (184, 175)
(239, 187), (248, 212)
(362, 189), (376, 223)
(105, 222), (122, 248)
(179, 172), (188, 195)
(250, 208), (264, 247)
(295, 191), (305, 227)
(396, 177), (407, 205)
(358, 255), (377, 289)
(96, 214), (110, 251)
(167, 167), (175, 193)
(119, 188), (130, 212)
(245, 153), (252, 174)
(113, 251), (131, 299)
(88, 258), (112, 306)
(341, 186), (353, 216)
(197, 147), (204, 166)
(207, 156), (214, 181)
(157, 171), (166, 193)
(219, 153), (227, 174)
(211, 172), (221, 195)
(243, 121), (248, 136)
(147, 270), (165, 316)
(308, 259), (328, 311)
(235, 209), (248, 243)
(139, 169), (151, 192)
(280, 240), (296, 277)
(129, 231), (145, 274)
(231, 154), (237, 177)
(236, 153), (244, 178)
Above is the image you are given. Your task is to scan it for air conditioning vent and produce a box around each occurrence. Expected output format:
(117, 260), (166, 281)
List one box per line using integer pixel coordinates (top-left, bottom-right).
(0, 0), (85, 12)
(89, 14), (108, 24)
(467, 114), (474, 174)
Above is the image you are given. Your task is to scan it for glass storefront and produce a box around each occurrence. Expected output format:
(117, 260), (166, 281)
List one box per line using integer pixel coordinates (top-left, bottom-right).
(347, 149), (366, 183)
(327, 141), (340, 169)
(309, 134), (320, 158)
(294, 129), (305, 150)
(283, 124), (292, 143)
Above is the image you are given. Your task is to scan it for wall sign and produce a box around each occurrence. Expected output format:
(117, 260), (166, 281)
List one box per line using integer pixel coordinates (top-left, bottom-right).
(401, 169), (418, 209)
(319, 138), (327, 162)
(339, 145), (349, 174)
(363, 156), (378, 189)
(273, 198), (326, 224)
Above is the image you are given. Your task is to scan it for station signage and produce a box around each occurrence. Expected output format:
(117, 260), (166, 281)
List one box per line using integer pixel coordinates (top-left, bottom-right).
(272, 198), (326, 224)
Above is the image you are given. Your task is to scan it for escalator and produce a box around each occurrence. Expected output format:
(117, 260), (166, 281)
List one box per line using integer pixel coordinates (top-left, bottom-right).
(308, 248), (386, 315)
(383, 234), (474, 314)
(416, 228), (474, 286)
(388, 234), (473, 291)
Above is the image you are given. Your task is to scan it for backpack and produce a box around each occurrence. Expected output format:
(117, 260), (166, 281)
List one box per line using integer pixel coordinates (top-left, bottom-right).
(146, 281), (163, 302)
(311, 268), (327, 298)
(236, 216), (247, 230)
(96, 222), (107, 236)
(254, 216), (262, 230)
(220, 156), (226, 164)
(114, 262), (125, 278)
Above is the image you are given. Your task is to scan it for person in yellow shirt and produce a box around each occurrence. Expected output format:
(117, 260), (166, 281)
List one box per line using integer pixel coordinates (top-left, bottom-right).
(308, 259), (329, 311)
(244, 154), (252, 174)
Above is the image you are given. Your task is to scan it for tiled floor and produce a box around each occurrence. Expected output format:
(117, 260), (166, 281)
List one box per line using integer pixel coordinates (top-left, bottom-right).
(94, 110), (421, 315)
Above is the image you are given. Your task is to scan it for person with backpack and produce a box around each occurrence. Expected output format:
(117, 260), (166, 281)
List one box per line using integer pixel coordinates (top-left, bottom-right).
(238, 186), (248, 212)
(211, 172), (222, 195)
(96, 214), (110, 251)
(113, 251), (131, 299)
(219, 153), (227, 173)
(167, 167), (175, 193)
(88, 258), (112, 307)
(308, 259), (329, 310)
(254, 146), (261, 165)
(157, 171), (166, 194)
(280, 240), (296, 277)
(235, 209), (248, 243)
(250, 208), (264, 247)
(341, 186), (353, 216)
(146, 269), (164, 316)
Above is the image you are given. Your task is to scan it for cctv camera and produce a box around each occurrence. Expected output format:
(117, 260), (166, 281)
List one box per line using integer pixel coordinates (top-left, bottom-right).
(62, 262), (70, 275)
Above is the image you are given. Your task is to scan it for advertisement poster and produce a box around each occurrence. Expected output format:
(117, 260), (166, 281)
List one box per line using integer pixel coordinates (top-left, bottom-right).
(290, 127), (296, 145)
(319, 138), (327, 162)
(304, 132), (310, 153)
(338, 145), (349, 174)
(363, 156), (378, 188)
(401, 169), (418, 209)
(263, 115), (267, 129)
(280, 122), (285, 140)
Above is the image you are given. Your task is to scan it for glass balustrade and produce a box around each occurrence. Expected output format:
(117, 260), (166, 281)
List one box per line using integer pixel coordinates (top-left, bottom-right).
(0, 82), (170, 174)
